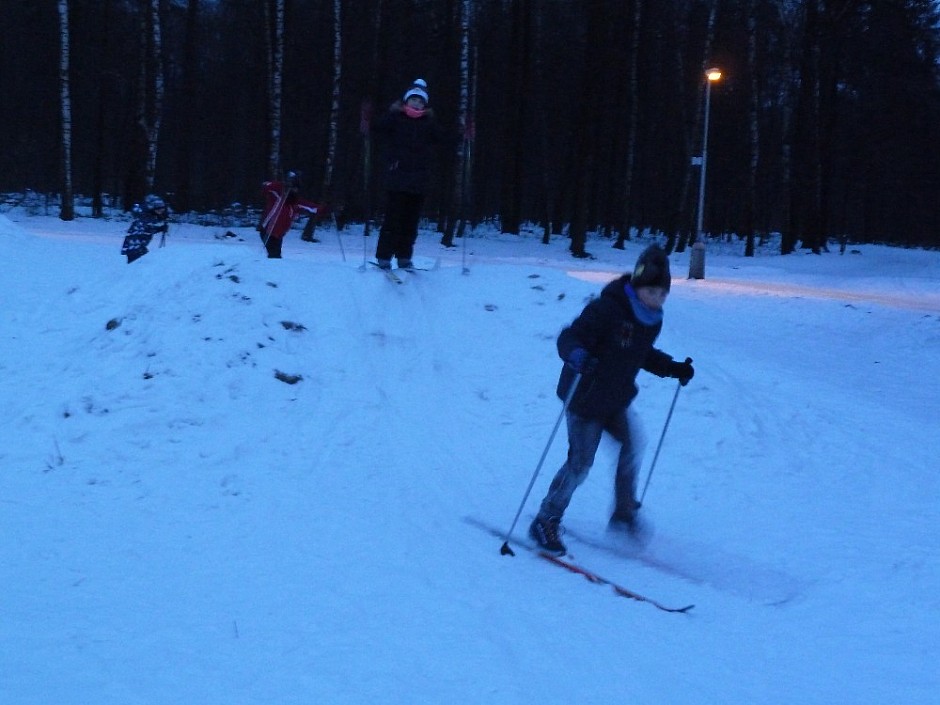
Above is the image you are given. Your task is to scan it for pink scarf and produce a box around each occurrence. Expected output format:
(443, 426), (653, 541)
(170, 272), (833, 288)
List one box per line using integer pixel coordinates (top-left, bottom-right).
(404, 105), (427, 119)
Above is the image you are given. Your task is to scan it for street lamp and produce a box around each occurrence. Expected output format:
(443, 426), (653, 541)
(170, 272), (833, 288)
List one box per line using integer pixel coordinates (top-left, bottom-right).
(688, 67), (722, 280)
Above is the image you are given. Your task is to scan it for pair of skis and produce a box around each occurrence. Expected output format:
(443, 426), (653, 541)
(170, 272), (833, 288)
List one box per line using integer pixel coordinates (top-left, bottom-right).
(368, 261), (429, 284)
(538, 551), (694, 614)
(466, 517), (693, 614)
(371, 262), (405, 284)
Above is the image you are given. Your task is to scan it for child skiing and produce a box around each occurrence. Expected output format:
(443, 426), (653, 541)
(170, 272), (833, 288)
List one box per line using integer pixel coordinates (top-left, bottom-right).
(530, 245), (695, 554)
(258, 171), (327, 259)
(121, 194), (168, 264)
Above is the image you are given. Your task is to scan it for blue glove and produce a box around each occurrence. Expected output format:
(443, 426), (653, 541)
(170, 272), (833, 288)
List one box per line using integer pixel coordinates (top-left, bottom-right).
(567, 348), (597, 374)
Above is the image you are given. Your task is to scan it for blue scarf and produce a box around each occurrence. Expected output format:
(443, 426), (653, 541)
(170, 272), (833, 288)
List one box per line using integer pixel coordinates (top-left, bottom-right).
(625, 283), (664, 326)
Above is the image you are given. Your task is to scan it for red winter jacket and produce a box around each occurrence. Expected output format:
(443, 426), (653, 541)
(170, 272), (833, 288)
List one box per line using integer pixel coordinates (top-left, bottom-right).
(259, 181), (325, 240)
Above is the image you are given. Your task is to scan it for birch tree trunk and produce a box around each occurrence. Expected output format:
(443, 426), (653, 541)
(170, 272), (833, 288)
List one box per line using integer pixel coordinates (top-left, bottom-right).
(322, 0), (342, 196)
(266, 0), (285, 179)
(58, 0), (75, 221)
(442, 0), (473, 246)
(145, 0), (164, 190)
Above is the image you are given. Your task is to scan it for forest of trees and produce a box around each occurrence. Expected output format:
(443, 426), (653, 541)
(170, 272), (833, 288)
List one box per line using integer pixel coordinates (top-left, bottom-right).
(1, 0), (938, 253)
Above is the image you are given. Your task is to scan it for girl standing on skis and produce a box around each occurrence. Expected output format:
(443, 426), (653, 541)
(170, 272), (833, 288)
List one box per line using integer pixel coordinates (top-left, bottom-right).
(371, 78), (455, 271)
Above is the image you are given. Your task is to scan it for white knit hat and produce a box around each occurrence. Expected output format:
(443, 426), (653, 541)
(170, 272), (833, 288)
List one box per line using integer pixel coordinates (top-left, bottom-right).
(403, 78), (429, 104)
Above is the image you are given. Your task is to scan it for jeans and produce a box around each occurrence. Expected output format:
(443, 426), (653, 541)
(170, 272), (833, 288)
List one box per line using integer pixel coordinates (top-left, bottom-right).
(538, 408), (642, 521)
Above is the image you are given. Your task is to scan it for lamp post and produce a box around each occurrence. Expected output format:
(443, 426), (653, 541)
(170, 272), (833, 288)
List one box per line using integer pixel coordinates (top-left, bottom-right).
(688, 67), (722, 280)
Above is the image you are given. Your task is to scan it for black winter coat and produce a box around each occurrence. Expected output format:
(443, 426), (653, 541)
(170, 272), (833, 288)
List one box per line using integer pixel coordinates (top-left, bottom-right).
(373, 109), (452, 194)
(556, 274), (675, 420)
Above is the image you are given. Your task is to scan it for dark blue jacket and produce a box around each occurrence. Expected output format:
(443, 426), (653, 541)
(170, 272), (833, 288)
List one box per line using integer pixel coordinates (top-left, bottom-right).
(121, 210), (168, 257)
(556, 274), (675, 420)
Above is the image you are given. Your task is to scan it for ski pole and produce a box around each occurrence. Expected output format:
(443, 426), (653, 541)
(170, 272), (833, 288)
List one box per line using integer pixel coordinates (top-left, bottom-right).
(359, 221), (369, 270)
(359, 99), (373, 271)
(461, 56), (477, 275)
(500, 372), (582, 557)
(638, 381), (682, 505)
(332, 212), (346, 262)
(460, 135), (472, 275)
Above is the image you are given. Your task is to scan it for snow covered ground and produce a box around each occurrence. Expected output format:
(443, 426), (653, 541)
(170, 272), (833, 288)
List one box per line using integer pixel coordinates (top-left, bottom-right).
(1, 212), (938, 704)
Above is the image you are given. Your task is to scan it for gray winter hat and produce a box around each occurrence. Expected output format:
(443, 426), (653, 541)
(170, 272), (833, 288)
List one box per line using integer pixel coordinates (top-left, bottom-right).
(631, 245), (672, 291)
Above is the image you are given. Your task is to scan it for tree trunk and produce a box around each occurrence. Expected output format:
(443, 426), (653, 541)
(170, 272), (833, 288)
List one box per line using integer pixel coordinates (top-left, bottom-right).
(569, 2), (606, 258)
(144, 0), (164, 190)
(91, 0), (116, 218)
(304, 0), (342, 242)
(500, 0), (530, 235)
(442, 0), (473, 247)
(615, 0), (643, 249)
(775, 0), (800, 253)
(675, 0), (718, 253)
(323, 0), (342, 198)
(744, 0), (760, 257)
(58, 0), (74, 221)
(787, 0), (821, 255)
(266, 0), (284, 179)
(175, 0), (200, 213)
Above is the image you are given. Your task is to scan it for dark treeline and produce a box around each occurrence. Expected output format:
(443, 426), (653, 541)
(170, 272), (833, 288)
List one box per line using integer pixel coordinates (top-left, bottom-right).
(2, 0), (938, 252)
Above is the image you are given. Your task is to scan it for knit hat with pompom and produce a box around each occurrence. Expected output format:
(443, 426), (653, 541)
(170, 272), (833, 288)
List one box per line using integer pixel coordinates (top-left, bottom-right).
(403, 78), (429, 104)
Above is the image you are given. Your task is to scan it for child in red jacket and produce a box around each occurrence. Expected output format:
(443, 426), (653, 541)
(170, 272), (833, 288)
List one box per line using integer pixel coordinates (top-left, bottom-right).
(258, 171), (327, 258)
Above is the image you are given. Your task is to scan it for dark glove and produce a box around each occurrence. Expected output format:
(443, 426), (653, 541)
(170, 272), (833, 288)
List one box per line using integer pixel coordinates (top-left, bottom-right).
(669, 357), (695, 386)
(567, 348), (597, 374)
